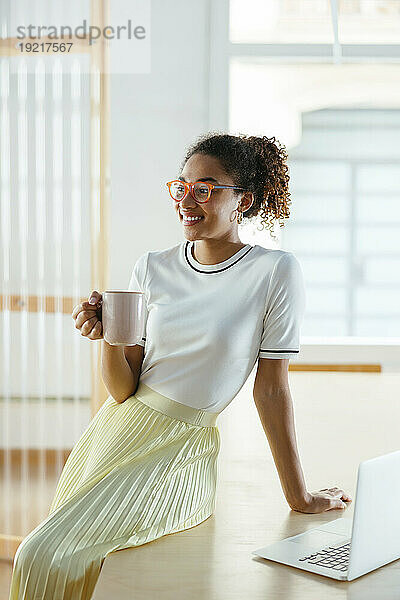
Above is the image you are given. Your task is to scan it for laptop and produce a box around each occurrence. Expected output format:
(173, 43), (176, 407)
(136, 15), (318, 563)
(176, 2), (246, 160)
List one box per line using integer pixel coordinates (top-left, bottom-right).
(252, 449), (400, 581)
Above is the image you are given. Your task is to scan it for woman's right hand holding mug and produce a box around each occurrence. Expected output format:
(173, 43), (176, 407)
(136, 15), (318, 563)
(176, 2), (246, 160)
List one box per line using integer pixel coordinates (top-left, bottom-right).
(72, 291), (103, 340)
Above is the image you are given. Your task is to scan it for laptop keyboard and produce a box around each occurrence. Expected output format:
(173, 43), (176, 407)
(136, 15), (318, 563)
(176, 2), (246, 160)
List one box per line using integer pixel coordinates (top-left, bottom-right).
(298, 540), (351, 571)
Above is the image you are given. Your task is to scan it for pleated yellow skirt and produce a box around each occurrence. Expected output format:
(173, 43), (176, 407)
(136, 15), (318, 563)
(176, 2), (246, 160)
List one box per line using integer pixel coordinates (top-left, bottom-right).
(8, 382), (221, 600)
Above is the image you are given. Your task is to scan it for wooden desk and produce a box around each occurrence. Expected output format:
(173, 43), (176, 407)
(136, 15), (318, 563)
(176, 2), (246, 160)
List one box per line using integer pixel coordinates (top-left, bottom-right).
(93, 372), (400, 600)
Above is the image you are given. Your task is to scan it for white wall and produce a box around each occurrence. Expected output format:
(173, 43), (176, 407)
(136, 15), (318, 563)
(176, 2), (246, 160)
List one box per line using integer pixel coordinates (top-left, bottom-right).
(109, 0), (212, 289)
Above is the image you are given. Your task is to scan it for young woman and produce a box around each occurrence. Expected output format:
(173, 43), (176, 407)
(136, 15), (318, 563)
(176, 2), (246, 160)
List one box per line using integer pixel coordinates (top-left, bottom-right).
(9, 132), (352, 599)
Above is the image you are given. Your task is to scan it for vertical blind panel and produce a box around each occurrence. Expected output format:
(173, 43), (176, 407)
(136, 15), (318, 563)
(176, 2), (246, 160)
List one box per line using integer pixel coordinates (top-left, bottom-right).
(5, 55), (91, 295)
(5, 0), (91, 42)
(1, 50), (92, 539)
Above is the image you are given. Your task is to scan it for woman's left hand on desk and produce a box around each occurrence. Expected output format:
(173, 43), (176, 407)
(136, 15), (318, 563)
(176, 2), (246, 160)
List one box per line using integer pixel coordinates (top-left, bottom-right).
(292, 487), (353, 514)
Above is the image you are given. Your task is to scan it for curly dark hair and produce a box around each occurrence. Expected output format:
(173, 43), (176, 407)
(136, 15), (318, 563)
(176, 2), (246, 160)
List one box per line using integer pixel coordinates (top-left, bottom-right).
(181, 132), (292, 241)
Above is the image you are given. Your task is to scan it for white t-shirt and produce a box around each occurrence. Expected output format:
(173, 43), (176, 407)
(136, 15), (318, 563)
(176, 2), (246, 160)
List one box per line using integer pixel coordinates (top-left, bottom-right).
(128, 240), (306, 414)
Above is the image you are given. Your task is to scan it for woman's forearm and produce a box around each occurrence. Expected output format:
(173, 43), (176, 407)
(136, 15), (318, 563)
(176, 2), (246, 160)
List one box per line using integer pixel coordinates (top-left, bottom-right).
(254, 388), (310, 511)
(101, 341), (138, 403)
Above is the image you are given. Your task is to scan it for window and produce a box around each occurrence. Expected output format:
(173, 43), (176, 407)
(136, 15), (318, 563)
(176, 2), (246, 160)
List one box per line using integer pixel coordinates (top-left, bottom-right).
(209, 1), (400, 340)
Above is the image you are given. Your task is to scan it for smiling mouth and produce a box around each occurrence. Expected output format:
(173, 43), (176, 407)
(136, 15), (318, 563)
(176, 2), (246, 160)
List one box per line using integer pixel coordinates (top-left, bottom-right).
(180, 215), (205, 225)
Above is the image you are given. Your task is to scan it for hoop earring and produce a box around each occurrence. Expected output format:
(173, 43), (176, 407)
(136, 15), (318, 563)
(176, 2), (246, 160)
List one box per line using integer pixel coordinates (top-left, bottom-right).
(236, 209), (243, 224)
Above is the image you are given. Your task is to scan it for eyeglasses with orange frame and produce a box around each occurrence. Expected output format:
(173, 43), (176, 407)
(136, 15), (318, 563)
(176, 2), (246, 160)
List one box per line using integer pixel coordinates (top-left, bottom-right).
(166, 179), (245, 203)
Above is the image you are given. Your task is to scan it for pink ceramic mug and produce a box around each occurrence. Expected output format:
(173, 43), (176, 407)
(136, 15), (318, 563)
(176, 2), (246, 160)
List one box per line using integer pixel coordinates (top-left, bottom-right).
(102, 291), (146, 346)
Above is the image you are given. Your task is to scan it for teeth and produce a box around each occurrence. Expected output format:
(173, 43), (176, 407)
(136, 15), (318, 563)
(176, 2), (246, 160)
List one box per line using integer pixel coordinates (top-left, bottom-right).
(183, 216), (202, 221)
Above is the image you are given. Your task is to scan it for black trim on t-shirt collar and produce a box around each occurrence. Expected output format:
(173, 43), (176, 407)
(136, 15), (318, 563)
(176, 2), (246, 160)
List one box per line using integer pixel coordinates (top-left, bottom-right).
(184, 241), (254, 274)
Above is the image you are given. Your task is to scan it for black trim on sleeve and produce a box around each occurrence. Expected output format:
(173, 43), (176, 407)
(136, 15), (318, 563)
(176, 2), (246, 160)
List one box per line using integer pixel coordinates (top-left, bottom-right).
(260, 349), (299, 353)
